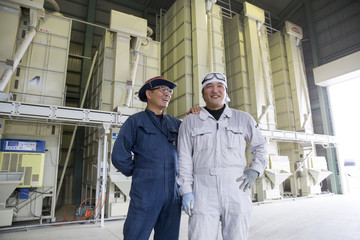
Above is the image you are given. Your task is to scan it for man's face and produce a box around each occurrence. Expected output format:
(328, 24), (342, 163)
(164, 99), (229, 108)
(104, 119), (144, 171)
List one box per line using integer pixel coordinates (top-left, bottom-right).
(146, 85), (173, 109)
(202, 82), (226, 110)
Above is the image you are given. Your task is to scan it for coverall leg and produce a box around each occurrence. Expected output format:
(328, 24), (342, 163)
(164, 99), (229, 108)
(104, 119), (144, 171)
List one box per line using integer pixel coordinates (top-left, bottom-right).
(188, 171), (252, 240)
(221, 172), (252, 240)
(123, 167), (181, 240)
(188, 173), (221, 240)
(154, 196), (181, 240)
(123, 197), (181, 240)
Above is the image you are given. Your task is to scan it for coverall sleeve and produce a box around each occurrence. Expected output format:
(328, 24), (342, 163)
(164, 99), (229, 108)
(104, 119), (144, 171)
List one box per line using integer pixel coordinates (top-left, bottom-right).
(111, 118), (135, 177)
(177, 117), (194, 196)
(246, 117), (268, 176)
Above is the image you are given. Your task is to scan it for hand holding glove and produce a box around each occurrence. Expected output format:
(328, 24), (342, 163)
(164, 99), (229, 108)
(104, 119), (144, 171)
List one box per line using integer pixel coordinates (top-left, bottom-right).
(182, 192), (195, 216)
(236, 169), (259, 191)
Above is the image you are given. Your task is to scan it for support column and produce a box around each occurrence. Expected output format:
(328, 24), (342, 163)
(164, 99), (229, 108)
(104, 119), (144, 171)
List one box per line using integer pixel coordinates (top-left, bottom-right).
(191, 0), (207, 107)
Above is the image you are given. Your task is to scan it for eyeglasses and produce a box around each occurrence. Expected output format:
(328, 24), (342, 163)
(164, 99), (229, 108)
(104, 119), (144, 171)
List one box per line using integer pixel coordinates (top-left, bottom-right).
(150, 86), (174, 94)
(202, 72), (226, 84)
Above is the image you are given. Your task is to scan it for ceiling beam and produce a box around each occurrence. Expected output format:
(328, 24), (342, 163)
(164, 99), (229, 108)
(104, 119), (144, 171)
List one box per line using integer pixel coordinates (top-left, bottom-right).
(144, 0), (151, 8)
(275, 0), (304, 29)
(107, 0), (159, 15)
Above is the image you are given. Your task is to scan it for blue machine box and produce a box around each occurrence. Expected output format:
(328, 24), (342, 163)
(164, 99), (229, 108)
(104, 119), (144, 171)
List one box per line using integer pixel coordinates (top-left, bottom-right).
(0, 139), (46, 153)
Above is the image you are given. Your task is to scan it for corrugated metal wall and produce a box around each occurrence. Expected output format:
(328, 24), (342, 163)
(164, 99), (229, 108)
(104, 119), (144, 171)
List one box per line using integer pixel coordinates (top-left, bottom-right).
(294, 0), (360, 192)
(297, 0), (360, 135)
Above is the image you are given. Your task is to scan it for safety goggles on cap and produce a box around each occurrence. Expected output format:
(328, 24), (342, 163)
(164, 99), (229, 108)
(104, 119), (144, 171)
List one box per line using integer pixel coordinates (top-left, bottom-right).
(201, 72), (231, 103)
(201, 72), (227, 85)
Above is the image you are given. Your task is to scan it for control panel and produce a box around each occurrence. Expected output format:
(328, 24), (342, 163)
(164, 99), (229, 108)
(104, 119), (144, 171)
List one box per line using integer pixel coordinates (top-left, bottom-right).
(0, 139), (45, 153)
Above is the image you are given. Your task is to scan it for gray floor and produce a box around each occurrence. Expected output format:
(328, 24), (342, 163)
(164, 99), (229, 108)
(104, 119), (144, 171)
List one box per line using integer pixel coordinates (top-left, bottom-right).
(1, 176), (360, 240)
(1, 193), (360, 240)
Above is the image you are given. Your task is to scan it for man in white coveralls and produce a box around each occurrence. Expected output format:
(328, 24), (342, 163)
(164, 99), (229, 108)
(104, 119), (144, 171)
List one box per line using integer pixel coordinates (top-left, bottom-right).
(177, 72), (268, 240)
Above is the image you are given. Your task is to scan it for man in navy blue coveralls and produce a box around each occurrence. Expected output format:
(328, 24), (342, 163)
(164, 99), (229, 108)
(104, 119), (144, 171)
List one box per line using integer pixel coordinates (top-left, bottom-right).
(112, 76), (181, 240)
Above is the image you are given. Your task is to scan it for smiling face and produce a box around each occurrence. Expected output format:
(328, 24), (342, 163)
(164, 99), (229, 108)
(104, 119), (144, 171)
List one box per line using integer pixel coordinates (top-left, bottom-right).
(202, 82), (226, 110)
(146, 85), (172, 114)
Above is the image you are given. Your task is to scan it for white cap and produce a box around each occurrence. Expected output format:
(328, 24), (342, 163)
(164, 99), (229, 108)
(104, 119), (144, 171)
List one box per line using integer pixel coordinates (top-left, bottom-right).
(201, 72), (230, 102)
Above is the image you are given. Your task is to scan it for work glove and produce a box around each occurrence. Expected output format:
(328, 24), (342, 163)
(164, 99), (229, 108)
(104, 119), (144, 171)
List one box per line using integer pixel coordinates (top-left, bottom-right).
(236, 169), (259, 191)
(182, 192), (195, 216)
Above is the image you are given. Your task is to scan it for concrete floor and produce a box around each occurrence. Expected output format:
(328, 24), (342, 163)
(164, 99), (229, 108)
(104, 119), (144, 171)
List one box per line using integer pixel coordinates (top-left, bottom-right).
(1, 191), (360, 240)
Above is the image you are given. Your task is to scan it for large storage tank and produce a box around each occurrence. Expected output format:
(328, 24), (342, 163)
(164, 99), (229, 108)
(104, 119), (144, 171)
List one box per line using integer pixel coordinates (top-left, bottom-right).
(268, 21), (331, 197)
(223, 2), (279, 201)
(83, 10), (161, 218)
(0, 2), (71, 223)
(161, 0), (226, 118)
(0, 1), (21, 82)
(9, 12), (70, 105)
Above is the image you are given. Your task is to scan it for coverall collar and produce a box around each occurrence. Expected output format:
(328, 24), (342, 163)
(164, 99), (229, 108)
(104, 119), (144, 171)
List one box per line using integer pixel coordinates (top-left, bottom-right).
(199, 104), (232, 121)
(146, 107), (168, 118)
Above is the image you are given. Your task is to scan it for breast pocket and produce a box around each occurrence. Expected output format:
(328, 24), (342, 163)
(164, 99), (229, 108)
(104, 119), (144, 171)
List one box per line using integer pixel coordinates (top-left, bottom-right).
(140, 126), (157, 135)
(225, 126), (245, 150)
(191, 127), (213, 151)
(138, 126), (157, 153)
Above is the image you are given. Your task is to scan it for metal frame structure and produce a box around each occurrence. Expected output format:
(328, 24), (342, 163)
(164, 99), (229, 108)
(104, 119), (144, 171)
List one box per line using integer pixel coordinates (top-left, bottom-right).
(0, 100), (133, 227)
(0, 100), (337, 227)
(0, 100), (337, 144)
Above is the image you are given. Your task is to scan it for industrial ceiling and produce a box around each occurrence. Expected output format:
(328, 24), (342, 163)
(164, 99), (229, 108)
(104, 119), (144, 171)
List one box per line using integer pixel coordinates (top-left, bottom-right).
(43, 0), (309, 40)
(42, 0), (360, 141)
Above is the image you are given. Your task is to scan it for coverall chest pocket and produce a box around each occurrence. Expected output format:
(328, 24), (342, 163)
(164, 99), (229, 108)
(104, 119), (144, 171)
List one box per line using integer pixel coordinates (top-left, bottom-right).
(225, 126), (245, 149)
(140, 126), (157, 135)
(192, 127), (213, 151)
(138, 126), (157, 153)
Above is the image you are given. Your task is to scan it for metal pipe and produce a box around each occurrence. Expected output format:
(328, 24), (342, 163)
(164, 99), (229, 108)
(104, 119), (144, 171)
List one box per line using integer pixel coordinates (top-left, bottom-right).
(101, 126), (109, 228)
(71, 18), (108, 31)
(301, 112), (311, 129)
(296, 38), (312, 130)
(56, 125), (77, 202)
(95, 137), (102, 219)
(147, 26), (153, 37)
(293, 148), (313, 197)
(56, 51), (98, 204)
(294, 148), (313, 174)
(45, 0), (60, 12)
(207, 12), (214, 72)
(68, 53), (92, 60)
(258, 104), (271, 124)
(80, 50), (98, 107)
(206, 0), (215, 72)
(0, 9), (38, 92)
(124, 38), (142, 107)
(256, 21), (273, 124)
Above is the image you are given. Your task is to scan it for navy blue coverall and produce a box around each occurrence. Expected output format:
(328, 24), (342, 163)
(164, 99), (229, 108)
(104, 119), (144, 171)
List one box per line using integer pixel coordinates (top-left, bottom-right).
(112, 108), (182, 240)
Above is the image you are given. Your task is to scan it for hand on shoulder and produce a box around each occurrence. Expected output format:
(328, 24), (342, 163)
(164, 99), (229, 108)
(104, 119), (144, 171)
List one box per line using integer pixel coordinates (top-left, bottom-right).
(186, 106), (202, 115)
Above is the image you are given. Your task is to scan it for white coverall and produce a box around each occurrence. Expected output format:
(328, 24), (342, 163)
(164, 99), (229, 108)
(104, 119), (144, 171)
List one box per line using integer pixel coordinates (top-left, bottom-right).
(177, 106), (268, 240)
